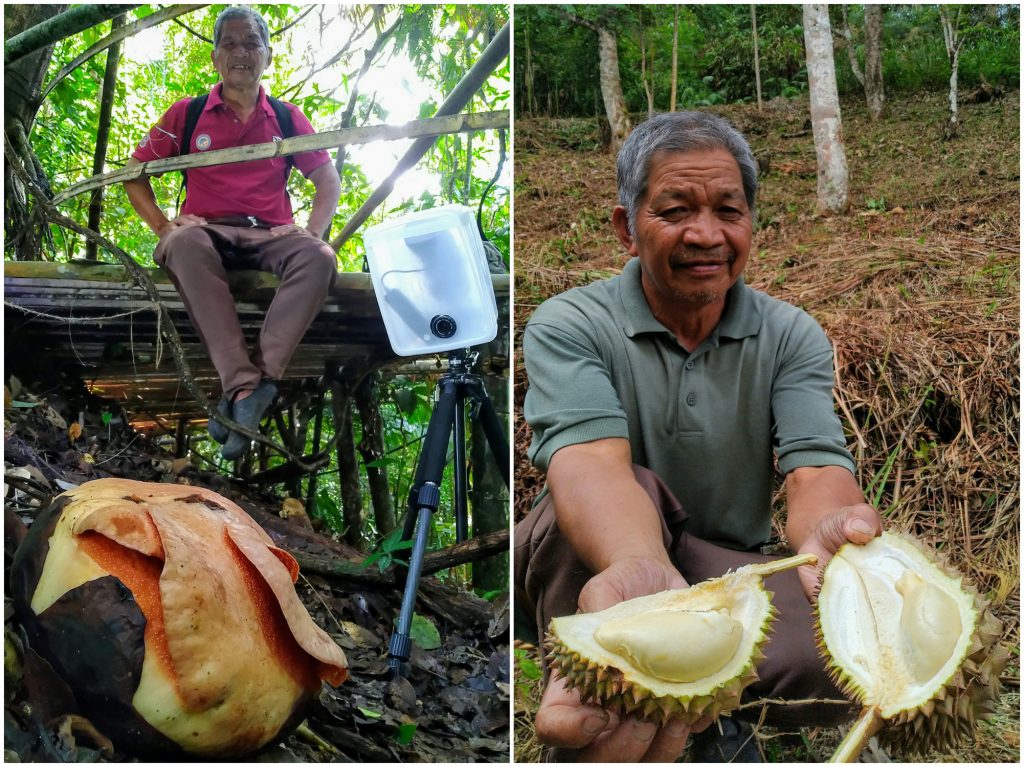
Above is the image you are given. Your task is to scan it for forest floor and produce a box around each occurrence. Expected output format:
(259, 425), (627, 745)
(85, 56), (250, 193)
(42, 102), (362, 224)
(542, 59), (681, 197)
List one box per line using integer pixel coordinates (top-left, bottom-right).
(513, 90), (1020, 762)
(4, 379), (510, 762)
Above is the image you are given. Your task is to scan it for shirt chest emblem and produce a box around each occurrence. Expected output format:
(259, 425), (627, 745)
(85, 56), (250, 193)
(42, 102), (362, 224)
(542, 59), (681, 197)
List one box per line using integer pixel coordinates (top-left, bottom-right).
(195, 133), (212, 151)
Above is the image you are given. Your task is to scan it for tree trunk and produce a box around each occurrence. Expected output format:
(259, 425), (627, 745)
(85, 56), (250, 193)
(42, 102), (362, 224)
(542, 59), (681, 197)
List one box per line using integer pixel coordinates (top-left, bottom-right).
(330, 382), (364, 549)
(803, 4), (849, 214)
(939, 6), (962, 139)
(670, 6), (679, 112)
(524, 12), (535, 115)
(355, 373), (396, 536)
(863, 4), (884, 120)
(597, 26), (632, 153)
(751, 5), (762, 110)
(838, 6), (864, 87)
(4, 4), (137, 65)
(85, 13), (124, 261)
(470, 370), (509, 594)
(638, 19), (654, 118)
(4, 4), (64, 260)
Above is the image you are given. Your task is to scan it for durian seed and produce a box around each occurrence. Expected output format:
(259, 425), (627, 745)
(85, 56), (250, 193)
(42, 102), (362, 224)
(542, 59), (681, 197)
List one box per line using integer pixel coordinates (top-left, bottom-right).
(593, 609), (743, 683)
(896, 569), (962, 682)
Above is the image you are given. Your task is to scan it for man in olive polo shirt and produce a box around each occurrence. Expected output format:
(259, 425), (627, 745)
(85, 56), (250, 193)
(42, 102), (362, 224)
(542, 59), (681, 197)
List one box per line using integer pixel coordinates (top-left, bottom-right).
(515, 112), (883, 762)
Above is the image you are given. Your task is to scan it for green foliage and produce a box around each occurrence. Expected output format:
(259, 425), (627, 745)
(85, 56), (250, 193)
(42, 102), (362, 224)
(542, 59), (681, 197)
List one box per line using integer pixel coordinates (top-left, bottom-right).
(361, 527), (414, 572)
(518, 4), (1019, 118)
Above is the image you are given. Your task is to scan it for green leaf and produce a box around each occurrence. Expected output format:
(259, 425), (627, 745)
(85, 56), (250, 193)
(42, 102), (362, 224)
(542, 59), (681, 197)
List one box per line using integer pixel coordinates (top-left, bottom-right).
(357, 707), (383, 719)
(395, 722), (417, 746)
(9, 401), (40, 408)
(101, 411), (112, 426)
(408, 612), (441, 650)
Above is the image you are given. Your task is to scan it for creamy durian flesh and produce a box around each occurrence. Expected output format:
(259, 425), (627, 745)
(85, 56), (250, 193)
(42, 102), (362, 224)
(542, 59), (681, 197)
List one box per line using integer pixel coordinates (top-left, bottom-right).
(817, 533), (976, 719)
(817, 531), (1006, 762)
(545, 554), (815, 725)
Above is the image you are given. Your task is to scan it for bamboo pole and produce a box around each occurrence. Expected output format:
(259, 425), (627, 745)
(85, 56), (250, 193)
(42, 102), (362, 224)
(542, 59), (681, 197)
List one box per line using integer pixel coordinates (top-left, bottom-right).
(52, 110), (509, 206)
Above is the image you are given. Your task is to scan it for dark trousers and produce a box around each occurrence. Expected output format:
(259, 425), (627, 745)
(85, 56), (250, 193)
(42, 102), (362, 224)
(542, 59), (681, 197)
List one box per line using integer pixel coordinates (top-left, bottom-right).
(153, 222), (338, 400)
(513, 465), (856, 728)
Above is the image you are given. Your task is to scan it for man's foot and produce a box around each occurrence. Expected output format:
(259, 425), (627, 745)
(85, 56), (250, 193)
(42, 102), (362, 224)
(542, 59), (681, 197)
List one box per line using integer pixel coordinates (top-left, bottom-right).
(208, 396), (232, 444)
(221, 380), (277, 461)
(688, 718), (761, 763)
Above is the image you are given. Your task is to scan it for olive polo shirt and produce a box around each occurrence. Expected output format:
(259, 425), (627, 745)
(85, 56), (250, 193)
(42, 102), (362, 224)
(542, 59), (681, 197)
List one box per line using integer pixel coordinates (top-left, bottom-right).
(523, 257), (855, 551)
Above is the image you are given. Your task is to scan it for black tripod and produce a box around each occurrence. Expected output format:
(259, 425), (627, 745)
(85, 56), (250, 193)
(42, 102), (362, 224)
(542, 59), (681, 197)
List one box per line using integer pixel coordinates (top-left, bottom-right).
(387, 348), (510, 677)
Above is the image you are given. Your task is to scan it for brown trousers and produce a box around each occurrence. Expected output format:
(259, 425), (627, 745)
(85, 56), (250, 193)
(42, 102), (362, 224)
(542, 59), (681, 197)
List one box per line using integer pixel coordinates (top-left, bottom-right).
(153, 221), (338, 400)
(514, 465), (856, 728)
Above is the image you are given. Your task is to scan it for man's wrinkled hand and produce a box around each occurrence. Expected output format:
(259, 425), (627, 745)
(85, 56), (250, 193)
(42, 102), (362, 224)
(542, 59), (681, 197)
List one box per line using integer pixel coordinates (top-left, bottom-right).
(796, 503), (882, 600)
(578, 555), (688, 613)
(157, 214), (206, 237)
(533, 556), (708, 761)
(534, 675), (707, 762)
(269, 223), (314, 238)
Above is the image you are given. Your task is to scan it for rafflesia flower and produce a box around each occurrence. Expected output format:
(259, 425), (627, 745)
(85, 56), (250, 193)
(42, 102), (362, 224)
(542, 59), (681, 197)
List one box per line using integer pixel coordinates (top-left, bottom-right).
(11, 478), (348, 757)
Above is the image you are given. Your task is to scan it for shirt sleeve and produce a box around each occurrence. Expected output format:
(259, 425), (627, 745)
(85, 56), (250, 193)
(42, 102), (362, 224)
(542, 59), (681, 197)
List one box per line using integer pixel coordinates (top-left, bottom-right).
(771, 313), (856, 476)
(131, 99), (190, 163)
(283, 103), (331, 178)
(522, 304), (630, 473)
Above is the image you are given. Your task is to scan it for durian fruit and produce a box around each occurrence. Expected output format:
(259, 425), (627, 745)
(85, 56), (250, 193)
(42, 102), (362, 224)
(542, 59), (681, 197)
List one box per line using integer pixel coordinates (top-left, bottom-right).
(10, 478), (348, 757)
(816, 531), (1008, 762)
(545, 553), (817, 725)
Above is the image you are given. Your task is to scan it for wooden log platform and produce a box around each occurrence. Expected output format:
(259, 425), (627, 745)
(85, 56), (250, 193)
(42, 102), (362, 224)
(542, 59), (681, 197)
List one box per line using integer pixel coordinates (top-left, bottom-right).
(4, 260), (509, 431)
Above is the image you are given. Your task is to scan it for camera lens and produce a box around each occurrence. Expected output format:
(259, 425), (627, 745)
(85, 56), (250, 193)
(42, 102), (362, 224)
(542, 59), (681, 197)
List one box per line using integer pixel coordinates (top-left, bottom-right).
(430, 314), (457, 339)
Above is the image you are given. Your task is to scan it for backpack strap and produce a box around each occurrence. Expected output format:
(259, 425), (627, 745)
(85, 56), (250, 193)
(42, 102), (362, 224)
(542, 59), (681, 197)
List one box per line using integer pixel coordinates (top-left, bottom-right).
(267, 96), (296, 173)
(180, 94), (209, 187)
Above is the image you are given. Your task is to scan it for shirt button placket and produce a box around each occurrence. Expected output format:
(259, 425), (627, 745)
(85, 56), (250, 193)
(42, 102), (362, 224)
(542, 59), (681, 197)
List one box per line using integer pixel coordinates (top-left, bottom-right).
(684, 357), (697, 407)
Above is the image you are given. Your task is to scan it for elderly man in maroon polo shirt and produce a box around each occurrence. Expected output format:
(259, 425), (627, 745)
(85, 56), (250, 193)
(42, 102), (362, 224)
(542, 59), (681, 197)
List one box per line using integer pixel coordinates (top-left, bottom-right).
(124, 6), (341, 460)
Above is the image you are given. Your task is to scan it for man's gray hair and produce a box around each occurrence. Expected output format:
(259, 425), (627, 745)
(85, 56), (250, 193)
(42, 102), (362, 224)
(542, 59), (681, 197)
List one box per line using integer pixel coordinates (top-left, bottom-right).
(616, 112), (758, 233)
(213, 6), (270, 48)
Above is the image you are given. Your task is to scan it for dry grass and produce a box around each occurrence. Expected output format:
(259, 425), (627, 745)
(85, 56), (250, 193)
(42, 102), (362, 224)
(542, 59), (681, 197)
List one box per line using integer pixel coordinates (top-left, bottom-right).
(512, 90), (1020, 761)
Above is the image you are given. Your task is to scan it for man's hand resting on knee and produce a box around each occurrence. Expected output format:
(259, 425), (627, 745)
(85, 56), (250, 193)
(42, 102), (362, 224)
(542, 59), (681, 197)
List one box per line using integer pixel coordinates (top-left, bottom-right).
(533, 556), (712, 762)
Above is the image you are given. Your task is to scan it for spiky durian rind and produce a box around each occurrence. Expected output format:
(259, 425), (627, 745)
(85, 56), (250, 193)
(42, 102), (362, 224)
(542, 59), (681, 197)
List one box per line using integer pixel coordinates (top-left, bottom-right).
(815, 530), (1007, 756)
(545, 601), (776, 726)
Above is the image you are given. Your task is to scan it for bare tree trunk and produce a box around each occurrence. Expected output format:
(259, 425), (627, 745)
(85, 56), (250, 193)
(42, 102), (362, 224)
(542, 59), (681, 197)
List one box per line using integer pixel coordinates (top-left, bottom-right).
(939, 6), (963, 139)
(863, 4), (885, 121)
(4, 3), (137, 64)
(330, 382), (364, 550)
(470, 371), (508, 593)
(597, 26), (632, 152)
(355, 373), (396, 536)
(524, 12), (535, 115)
(751, 5), (762, 111)
(85, 13), (124, 261)
(638, 16), (654, 118)
(670, 6), (680, 111)
(838, 6), (865, 87)
(803, 4), (849, 213)
(4, 4), (64, 260)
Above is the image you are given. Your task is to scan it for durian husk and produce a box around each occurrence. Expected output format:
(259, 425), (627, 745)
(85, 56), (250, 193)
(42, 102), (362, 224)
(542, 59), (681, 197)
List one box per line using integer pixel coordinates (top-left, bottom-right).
(545, 554), (816, 726)
(816, 531), (1008, 762)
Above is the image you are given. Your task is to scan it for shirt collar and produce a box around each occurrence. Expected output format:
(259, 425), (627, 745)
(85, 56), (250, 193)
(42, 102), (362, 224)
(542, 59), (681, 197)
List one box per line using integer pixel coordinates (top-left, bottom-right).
(618, 257), (762, 340)
(207, 83), (272, 116)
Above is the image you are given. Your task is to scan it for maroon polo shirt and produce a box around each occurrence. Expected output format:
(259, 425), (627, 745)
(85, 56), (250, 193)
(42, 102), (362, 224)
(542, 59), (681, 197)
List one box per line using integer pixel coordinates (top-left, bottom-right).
(132, 83), (330, 226)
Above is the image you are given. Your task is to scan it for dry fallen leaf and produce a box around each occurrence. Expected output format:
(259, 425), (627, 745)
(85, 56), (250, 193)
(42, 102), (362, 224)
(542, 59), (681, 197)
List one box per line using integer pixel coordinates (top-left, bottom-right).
(67, 422), (83, 441)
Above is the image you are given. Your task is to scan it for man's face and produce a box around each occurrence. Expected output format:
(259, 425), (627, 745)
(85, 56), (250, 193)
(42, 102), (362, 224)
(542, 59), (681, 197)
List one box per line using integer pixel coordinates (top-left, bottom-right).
(614, 148), (753, 310)
(211, 17), (271, 89)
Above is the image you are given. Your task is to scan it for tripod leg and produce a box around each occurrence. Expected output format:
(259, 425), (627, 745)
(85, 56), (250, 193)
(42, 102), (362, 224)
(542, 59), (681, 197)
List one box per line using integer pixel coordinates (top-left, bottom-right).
(470, 382), (510, 488)
(453, 390), (469, 543)
(388, 379), (458, 677)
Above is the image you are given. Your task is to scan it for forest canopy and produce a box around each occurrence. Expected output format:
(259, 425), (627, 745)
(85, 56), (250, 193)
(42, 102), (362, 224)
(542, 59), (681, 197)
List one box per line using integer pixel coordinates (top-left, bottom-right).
(515, 4), (1019, 117)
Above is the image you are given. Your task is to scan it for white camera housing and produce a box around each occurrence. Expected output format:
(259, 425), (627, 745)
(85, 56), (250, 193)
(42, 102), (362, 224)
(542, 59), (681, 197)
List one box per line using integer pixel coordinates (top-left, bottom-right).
(364, 205), (498, 357)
